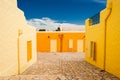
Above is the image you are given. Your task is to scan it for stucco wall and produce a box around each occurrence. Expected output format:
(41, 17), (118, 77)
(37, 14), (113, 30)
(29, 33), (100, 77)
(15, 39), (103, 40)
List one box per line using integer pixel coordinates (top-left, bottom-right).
(37, 32), (85, 53)
(85, 21), (105, 69)
(19, 26), (37, 74)
(85, 0), (120, 78)
(0, 0), (36, 76)
(105, 0), (120, 78)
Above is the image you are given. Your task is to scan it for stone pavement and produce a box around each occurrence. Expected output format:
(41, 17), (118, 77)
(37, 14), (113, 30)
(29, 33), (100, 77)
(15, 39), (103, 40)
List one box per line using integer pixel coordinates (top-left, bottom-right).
(0, 52), (120, 80)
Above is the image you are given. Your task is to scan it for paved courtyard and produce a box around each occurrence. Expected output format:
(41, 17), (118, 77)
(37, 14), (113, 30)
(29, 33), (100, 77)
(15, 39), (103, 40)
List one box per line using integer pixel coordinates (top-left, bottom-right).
(0, 52), (120, 80)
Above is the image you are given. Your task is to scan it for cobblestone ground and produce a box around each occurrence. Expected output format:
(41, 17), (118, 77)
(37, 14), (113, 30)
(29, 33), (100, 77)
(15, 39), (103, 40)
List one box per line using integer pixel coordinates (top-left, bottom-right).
(0, 52), (120, 80)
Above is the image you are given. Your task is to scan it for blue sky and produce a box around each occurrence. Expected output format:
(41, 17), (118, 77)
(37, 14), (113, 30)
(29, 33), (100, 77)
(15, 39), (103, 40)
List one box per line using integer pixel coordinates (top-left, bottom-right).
(17, 0), (106, 25)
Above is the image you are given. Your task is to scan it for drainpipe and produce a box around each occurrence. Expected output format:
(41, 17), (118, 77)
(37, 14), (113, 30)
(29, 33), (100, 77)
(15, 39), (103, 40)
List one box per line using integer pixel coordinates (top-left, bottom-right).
(103, 2), (112, 70)
(18, 29), (23, 74)
(59, 34), (63, 52)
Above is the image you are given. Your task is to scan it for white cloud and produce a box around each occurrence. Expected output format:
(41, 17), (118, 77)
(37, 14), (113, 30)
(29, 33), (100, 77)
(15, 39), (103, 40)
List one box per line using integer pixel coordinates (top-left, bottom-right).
(27, 17), (85, 31)
(93, 0), (106, 4)
(27, 17), (60, 31)
(61, 23), (85, 31)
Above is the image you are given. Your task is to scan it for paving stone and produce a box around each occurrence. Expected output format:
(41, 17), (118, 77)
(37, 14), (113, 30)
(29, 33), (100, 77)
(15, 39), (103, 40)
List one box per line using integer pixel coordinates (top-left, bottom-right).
(0, 52), (120, 80)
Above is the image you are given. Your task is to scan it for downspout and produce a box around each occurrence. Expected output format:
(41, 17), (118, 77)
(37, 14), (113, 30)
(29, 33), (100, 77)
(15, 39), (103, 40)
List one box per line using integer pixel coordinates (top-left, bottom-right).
(60, 34), (63, 52)
(18, 29), (23, 74)
(104, 2), (112, 70)
(59, 34), (63, 52)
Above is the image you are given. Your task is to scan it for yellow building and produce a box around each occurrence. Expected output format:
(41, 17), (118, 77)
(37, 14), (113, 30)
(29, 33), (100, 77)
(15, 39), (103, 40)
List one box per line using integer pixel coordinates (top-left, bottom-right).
(85, 0), (120, 78)
(37, 32), (85, 53)
(0, 0), (36, 76)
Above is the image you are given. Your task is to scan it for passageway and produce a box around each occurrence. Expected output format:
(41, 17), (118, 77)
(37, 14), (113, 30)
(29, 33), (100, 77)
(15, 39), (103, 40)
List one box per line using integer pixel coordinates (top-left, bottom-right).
(20, 53), (119, 80)
(1, 53), (119, 80)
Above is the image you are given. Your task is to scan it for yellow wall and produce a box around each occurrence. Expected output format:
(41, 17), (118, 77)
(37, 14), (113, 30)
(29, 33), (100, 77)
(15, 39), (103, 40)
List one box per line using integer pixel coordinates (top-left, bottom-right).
(19, 25), (37, 74)
(85, 0), (120, 78)
(105, 0), (120, 78)
(37, 32), (85, 52)
(85, 14), (106, 69)
(0, 0), (36, 76)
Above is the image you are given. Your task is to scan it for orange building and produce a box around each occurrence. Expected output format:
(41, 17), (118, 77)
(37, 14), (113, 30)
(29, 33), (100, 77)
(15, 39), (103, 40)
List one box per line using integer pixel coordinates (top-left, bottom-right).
(37, 31), (85, 52)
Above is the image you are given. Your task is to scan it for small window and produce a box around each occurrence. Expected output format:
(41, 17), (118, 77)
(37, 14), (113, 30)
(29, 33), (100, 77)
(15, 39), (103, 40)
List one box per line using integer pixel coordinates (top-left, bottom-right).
(27, 41), (32, 62)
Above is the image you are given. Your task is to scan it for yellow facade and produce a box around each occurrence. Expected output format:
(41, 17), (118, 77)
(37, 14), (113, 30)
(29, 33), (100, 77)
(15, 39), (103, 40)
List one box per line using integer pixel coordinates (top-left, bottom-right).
(0, 0), (37, 76)
(85, 0), (120, 78)
(37, 32), (85, 52)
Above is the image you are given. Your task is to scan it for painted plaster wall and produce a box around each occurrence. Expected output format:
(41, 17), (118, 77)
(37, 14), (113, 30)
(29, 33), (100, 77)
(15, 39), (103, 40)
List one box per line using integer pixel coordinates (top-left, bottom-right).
(85, 0), (120, 78)
(0, 0), (36, 76)
(37, 32), (85, 53)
